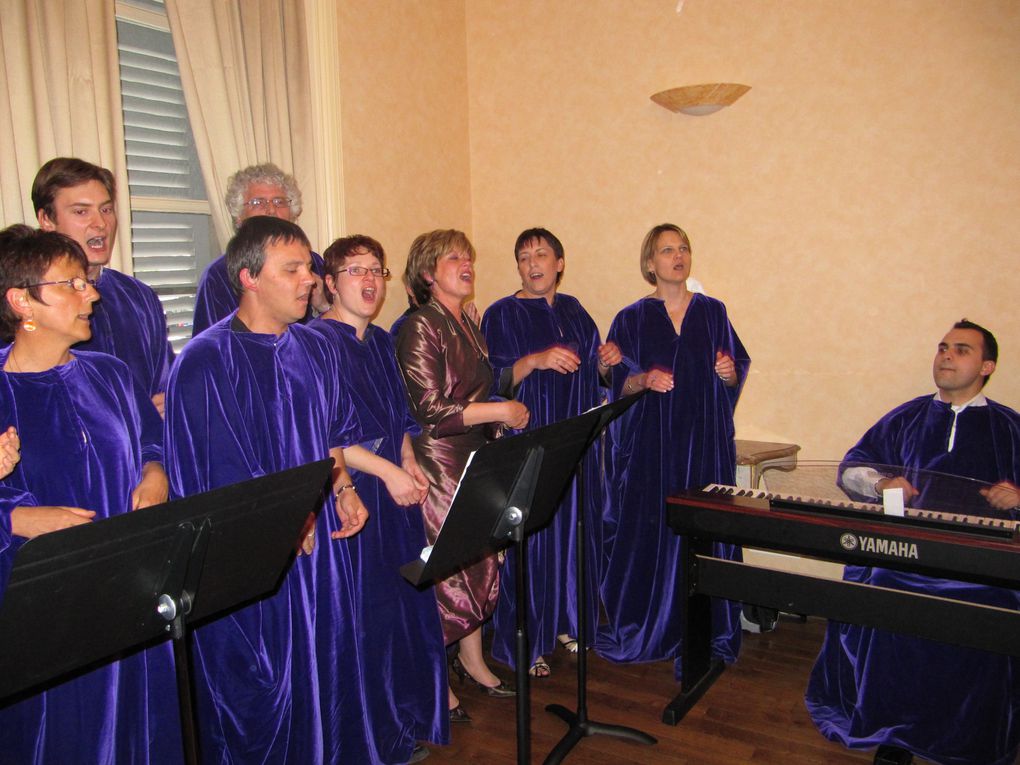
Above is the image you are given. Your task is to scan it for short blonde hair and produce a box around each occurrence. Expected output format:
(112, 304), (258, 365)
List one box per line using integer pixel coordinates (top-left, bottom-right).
(640, 223), (690, 285)
(404, 229), (476, 306)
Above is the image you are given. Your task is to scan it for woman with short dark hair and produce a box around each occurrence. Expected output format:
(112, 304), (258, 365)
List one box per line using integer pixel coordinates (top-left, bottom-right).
(311, 234), (448, 762)
(482, 227), (621, 678)
(0, 225), (179, 762)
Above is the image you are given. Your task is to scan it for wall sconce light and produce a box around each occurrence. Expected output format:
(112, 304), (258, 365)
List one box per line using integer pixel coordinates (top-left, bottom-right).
(650, 83), (750, 116)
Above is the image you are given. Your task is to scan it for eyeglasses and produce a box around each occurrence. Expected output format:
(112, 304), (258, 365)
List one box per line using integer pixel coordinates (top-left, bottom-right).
(243, 197), (292, 211)
(23, 277), (97, 292)
(337, 266), (390, 278)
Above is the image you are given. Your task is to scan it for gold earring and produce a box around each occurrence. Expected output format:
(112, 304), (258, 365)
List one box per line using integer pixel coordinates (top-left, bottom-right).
(23, 318), (37, 332)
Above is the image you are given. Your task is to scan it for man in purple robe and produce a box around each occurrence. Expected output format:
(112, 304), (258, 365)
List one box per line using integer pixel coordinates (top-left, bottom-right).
(33, 158), (173, 415)
(807, 319), (1020, 765)
(191, 163), (328, 336)
(164, 216), (375, 762)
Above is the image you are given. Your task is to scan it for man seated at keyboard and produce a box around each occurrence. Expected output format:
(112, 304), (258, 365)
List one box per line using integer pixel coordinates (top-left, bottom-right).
(806, 319), (1020, 765)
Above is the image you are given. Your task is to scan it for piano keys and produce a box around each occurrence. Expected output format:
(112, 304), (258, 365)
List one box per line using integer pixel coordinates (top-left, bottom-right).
(661, 484), (1020, 725)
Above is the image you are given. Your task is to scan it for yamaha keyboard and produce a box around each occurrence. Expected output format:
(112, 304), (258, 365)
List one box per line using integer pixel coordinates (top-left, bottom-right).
(661, 484), (1020, 726)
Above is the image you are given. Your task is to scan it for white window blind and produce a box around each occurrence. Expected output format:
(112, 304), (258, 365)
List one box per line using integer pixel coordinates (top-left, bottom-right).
(116, 1), (213, 350)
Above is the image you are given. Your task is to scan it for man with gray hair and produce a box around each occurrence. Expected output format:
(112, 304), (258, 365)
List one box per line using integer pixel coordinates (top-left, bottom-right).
(191, 162), (328, 335)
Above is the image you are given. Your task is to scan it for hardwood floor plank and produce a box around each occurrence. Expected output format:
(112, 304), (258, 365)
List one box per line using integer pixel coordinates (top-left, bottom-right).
(427, 616), (905, 763)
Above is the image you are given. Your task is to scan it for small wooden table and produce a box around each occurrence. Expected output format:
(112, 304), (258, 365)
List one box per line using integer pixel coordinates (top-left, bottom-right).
(735, 439), (800, 489)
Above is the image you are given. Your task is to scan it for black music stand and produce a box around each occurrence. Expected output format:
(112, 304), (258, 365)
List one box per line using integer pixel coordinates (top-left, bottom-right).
(401, 393), (653, 765)
(543, 393), (656, 764)
(0, 459), (333, 765)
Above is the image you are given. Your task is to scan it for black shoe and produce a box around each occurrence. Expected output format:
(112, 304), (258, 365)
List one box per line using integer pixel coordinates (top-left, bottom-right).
(477, 679), (516, 698)
(874, 745), (913, 765)
(449, 704), (472, 723)
(450, 655), (468, 684)
(741, 604), (779, 633)
(407, 744), (430, 763)
(450, 656), (516, 697)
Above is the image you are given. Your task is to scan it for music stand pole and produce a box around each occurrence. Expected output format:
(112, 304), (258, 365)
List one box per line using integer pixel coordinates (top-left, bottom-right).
(401, 398), (649, 764)
(544, 458), (657, 764)
(503, 446), (544, 765)
(0, 460), (333, 765)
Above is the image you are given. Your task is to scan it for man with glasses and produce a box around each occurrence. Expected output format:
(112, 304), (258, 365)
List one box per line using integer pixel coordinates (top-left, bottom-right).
(192, 162), (329, 336)
(33, 157), (173, 415)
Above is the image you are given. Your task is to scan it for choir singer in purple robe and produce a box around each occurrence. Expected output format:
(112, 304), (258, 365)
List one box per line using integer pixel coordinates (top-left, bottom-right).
(311, 234), (447, 764)
(191, 163), (329, 336)
(0, 225), (180, 764)
(482, 228), (622, 678)
(163, 216), (374, 762)
(807, 320), (1020, 765)
(596, 223), (749, 677)
(397, 230), (529, 722)
(33, 158), (173, 416)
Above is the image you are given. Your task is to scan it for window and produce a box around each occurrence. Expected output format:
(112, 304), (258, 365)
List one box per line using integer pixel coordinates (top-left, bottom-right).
(115, 0), (215, 350)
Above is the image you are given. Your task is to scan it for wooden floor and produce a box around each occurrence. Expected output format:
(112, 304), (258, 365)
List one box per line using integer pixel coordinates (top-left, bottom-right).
(427, 616), (916, 765)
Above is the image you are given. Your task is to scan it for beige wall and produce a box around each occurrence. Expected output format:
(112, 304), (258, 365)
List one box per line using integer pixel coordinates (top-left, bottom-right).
(337, 0), (1019, 460)
(464, 0), (1020, 459)
(337, 0), (472, 325)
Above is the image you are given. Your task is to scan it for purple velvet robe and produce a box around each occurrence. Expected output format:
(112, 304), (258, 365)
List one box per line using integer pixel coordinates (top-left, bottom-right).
(596, 294), (748, 673)
(164, 317), (376, 763)
(309, 317), (449, 759)
(396, 299), (506, 645)
(0, 349), (181, 764)
(389, 307), (416, 340)
(481, 293), (606, 668)
(807, 395), (1020, 765)
(192, 252), (325, 337)
(75, 267), (173, 397)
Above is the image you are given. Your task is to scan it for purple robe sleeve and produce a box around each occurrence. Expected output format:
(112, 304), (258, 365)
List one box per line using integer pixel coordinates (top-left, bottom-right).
(76, 269), (173, 396)
(191, 256), (236, 338)
(164, 338), (264, 495)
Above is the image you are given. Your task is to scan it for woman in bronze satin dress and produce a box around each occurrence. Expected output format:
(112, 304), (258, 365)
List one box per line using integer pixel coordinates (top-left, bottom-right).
(396, 230), (529, 721)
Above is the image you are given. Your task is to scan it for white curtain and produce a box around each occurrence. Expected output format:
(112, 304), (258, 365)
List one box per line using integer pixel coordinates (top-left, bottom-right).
(165, 0), (342, 249)
(0, 0), (133, 271)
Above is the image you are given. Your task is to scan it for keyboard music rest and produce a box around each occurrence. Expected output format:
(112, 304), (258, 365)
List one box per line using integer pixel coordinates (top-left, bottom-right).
(661, 488), (1020, 727)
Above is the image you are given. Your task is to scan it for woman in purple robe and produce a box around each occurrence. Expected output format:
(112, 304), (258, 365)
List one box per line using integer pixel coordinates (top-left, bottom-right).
(396, 230), (529, 721)
(596, 223), (749, 675)
(0, 225), (179, 764)
(482, 228), (621, 677)
(311, 235), (447, 763)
